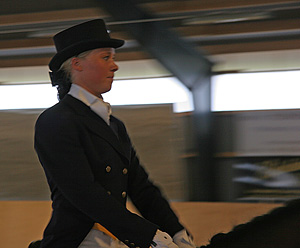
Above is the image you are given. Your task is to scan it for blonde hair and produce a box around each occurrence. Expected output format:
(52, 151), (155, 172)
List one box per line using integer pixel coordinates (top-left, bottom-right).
(59, 50), (93, 82)
(54, 50), (94, 100)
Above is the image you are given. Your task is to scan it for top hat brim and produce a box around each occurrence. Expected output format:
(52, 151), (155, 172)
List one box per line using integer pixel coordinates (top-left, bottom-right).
(49, 38), (124, 71)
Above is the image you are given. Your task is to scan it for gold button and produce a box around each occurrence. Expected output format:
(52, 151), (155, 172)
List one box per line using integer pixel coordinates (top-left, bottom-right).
(106, 166), (111, 173)
(107, 191), (111, 195)
(124, 240), (129, 244)
(130, 243), (135, 247)
(122, 191), (127, 198)
(123, 168), (128, 175)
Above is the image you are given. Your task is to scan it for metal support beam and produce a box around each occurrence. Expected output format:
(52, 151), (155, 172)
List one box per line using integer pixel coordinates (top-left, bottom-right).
(99, 0), (212, 89)
(99, 0), (216, 201)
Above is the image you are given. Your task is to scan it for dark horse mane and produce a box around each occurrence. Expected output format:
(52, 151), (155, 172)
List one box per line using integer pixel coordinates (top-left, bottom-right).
(200, 198), (300, 248)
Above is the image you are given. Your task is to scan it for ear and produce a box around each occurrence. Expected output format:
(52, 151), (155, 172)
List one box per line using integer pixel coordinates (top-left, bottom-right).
(71, 57), (83, 71)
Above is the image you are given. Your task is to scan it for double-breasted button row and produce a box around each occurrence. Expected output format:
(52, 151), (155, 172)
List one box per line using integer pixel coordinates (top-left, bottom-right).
(107, 191), (126, 198)
(124, 240), (140, 248)
(105, 166), (128, 175)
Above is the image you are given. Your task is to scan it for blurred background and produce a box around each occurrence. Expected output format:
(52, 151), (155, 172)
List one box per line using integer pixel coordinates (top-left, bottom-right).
(1, 0), (300, 203)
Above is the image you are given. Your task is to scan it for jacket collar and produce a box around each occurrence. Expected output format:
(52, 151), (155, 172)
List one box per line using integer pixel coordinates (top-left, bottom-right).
(61, 95), (130, 163)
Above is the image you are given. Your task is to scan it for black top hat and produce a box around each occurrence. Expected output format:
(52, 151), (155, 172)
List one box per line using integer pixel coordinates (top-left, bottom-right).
(49, 19), (124, 71)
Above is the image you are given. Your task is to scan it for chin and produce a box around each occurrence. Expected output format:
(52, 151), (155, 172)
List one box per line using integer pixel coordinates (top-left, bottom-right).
(100, 87), (112, 95)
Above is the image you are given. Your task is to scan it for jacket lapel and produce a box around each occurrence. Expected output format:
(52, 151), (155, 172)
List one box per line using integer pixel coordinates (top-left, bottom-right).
(62, 95), (130, 163)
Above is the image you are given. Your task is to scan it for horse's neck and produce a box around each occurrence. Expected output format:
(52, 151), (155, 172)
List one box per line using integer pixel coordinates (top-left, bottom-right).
(204, 201), (300, 248)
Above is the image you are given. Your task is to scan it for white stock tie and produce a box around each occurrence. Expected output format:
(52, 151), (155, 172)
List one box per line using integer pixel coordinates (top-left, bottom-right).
(90, 99), (112, 125)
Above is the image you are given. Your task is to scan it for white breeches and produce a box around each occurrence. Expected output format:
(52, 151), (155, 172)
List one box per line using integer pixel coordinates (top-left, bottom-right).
(79, 229), (128, 248)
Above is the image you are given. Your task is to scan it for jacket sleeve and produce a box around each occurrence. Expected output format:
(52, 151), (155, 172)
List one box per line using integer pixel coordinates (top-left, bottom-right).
(116, 120), (185, 237)
(34, 109), (157, 248)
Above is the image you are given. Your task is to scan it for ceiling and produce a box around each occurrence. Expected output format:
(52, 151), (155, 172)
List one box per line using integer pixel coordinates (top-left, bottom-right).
(1, 0), (300, 78)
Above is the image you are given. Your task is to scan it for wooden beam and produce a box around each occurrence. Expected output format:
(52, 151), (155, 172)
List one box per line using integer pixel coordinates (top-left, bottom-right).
(142, 0), (300, 13)
(0, 8), (106, 26)
(0, 38), (53, 49)
(204, 39), (300, 54)
(176, 19), (300, 37)
(0, 57), (51, 68)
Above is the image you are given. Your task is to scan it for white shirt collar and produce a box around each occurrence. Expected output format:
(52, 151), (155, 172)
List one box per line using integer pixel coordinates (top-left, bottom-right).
(68, 84), (111, 125)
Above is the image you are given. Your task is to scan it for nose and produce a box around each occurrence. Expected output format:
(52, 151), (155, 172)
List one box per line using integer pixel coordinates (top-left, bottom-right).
(111, 61), (118, 72)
